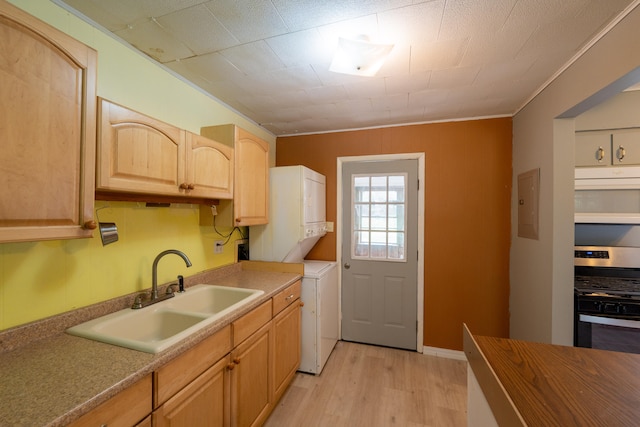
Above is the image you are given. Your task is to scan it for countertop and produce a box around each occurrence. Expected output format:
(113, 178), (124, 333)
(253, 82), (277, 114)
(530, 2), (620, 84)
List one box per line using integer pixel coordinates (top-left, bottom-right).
(464, 325), (640, 426)
(0, 261), (302, 426)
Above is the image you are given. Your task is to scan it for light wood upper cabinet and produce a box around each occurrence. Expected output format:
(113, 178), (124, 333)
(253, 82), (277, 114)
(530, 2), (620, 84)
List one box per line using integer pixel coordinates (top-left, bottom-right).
(200, 125), (269, 226)
(185, 132), (234, 199)
(97, 98), (233, 200)
(0, 0), (97, 243)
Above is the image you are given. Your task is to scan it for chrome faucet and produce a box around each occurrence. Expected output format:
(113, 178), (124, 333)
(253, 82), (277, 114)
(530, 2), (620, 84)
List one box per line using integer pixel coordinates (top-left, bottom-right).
(132, 249), (192, 309)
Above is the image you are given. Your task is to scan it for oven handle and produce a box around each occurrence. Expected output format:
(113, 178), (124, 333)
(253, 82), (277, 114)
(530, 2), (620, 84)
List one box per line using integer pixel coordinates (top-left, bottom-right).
(579, 314), (640, 329)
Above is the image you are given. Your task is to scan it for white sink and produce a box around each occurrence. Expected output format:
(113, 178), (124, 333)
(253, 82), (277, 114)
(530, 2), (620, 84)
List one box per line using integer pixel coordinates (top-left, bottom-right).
(67, 285), (264, 353)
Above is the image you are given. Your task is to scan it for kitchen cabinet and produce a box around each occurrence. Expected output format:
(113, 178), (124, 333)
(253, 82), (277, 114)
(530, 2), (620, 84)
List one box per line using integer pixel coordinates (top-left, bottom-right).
(230, 321), (273, 427)
(200, 125), (269, 226)
(154, 326), (232, 408)
(97, 98), (233, 200)
(69, 374), (152, 427)
(152, 283), (301, 427)
(576, 129), (640, 166)
(0, 0), (97, 243)
(272, 288), (302, 402)
(154, 355), (230, 427)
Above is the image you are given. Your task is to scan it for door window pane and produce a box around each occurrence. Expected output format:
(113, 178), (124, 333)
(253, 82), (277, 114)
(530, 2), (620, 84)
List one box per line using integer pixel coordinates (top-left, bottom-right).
(351, 173), (407, 262)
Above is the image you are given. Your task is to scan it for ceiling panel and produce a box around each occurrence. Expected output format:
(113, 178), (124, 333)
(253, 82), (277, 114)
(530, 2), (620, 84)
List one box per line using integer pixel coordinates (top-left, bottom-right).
(57, 0), (639, 135)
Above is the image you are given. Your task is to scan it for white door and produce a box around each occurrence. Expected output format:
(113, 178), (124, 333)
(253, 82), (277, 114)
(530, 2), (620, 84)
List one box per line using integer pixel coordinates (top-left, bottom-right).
(341, 159), (418, 350)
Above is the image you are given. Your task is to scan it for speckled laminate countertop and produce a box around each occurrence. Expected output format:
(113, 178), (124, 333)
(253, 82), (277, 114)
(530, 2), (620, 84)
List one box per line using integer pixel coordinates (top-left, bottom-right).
(0, 262), (302, 426)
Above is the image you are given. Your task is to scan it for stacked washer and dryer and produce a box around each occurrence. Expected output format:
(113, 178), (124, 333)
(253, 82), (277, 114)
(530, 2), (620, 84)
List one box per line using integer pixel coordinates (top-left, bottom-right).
(249, 165), (338, 375)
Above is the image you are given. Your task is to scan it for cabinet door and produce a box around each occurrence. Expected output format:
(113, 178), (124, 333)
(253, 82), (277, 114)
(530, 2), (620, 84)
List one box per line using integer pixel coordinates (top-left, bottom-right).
(0, 1), (97, 243)
(272, 299), (301, 402)
(154, 355), (230, 427)
(230, 322), (273, 427)
(185, 132), (234, 199)
(575, 131), (611, 167)
(612, 129), (640, 165)
(97, 98), (185, 196)
(234, 128), (270, 225)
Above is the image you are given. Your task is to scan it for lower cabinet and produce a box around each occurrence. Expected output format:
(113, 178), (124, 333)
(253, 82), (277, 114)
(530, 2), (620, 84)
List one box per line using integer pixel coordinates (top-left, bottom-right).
(272, 300), (302, 402)
(69, 374), (152, 427)
(154, 355), (230, 427)
(152, 280), (302, 427)
(230, 321), (273, 427)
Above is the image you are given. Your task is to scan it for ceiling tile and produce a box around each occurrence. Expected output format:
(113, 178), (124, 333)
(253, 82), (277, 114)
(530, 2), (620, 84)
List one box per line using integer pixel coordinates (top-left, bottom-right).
(58, 0), (638, 135)
(114, 18), (193, 63)
(428, 66), (480, 90)
(156, 4), (239, 54)
(411, 38), (470, 73)
(204, 0), (288, 43)
(220, 41), (285, 75)
(438, 0), (518, 40)
(266, 28), (333, 68)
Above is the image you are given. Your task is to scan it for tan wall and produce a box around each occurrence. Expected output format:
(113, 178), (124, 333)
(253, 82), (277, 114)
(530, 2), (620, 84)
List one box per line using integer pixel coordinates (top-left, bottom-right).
(277, 118), (512, 351)
(511, 5), (640, 345)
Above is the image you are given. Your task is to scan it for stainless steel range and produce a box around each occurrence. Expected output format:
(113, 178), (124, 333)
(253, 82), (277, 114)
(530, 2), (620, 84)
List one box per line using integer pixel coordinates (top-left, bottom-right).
(574, 246), (640, 354)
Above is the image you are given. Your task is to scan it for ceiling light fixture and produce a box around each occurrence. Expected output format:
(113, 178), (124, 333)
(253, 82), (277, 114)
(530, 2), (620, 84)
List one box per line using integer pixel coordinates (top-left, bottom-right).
(329, 35), (394, 77)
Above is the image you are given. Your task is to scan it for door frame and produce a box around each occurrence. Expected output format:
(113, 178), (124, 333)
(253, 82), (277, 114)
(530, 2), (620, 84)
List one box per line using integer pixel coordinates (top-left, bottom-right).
(336, 153), (425, 352)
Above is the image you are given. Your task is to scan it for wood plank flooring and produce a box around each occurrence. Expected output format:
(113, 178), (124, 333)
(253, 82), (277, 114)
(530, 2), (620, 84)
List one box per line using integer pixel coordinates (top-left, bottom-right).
(265, 341), (468, 427)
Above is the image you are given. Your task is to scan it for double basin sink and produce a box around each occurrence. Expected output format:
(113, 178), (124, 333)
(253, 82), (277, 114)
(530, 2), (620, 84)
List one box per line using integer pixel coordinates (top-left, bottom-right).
(67, 285), (264, 353)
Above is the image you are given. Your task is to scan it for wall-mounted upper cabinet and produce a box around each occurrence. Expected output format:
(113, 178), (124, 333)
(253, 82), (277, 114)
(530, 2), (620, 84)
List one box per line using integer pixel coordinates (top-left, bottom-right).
(97, 98), (233, 200)
(0, 1), (98, 243)
(576, 129), (640, 167)
(200, 125), (269, 226)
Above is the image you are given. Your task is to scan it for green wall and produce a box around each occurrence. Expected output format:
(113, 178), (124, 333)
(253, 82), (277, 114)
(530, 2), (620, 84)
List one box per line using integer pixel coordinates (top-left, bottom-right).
(0, 0), (274, 330)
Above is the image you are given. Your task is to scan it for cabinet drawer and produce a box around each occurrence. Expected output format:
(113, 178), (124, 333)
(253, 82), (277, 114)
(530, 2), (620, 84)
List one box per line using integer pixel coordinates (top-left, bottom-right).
(154, 325), (231, 407)
(69, 374), (152, 427)
(232, 300), (272, 347)
(272, 280), (302, 315)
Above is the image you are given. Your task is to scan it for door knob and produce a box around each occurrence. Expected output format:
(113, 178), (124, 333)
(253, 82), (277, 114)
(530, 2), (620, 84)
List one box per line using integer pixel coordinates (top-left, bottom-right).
(344, 263), (350, 269)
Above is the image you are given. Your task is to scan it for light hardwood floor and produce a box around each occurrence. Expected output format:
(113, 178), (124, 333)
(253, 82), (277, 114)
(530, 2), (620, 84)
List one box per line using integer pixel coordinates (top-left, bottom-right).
(265, 341), (468, 427)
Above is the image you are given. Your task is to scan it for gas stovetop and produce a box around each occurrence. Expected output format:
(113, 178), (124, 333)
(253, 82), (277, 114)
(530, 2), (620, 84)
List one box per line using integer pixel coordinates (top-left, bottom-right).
(575, 246), (640, 298)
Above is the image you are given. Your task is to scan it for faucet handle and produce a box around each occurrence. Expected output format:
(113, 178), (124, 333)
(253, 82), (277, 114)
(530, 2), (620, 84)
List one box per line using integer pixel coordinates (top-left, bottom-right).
(132, 293), (145, 309)
(166, 284), (178, 295)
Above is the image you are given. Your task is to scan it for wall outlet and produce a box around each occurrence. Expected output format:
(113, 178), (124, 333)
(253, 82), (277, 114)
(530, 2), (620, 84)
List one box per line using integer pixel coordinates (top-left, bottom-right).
(214, 240), (224, 254)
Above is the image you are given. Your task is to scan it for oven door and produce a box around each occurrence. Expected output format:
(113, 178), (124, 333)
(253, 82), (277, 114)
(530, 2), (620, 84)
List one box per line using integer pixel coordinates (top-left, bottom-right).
(576, 314), (640, 354)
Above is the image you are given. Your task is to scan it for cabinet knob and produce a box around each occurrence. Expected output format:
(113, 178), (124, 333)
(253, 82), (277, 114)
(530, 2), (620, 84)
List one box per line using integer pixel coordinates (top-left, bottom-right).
(617, 145), (626, 162)
(227, 363), (235, 371)
(596, 146), (605, 162)
(83, 220), (97, 230)
(233, 357), (241, 364)
(300, 301), (305, 307)
(179, 183), (189, 190)
(235, 218), (241, 223)
(187, 183), (195, 190)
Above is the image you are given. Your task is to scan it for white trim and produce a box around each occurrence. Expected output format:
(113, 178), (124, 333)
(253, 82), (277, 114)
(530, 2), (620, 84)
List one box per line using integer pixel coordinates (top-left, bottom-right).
(281, 114), (511, 137)
(422, 345), (467, 361)
(337, 153), (425, 352)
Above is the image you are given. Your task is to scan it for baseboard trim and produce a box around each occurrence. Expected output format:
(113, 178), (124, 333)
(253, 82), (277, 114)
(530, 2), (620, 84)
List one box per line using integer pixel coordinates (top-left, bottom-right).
(422, 345), (467, 361)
